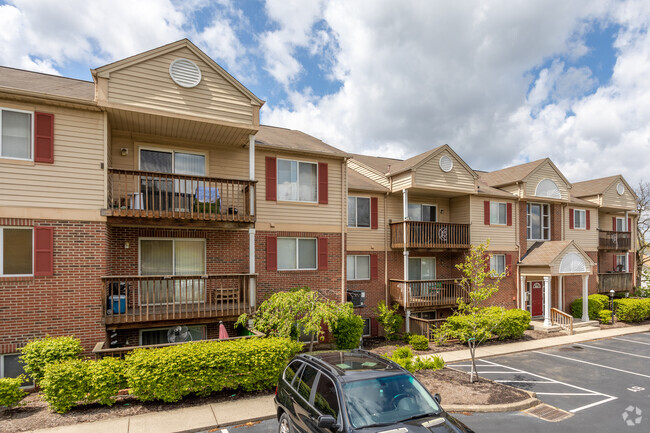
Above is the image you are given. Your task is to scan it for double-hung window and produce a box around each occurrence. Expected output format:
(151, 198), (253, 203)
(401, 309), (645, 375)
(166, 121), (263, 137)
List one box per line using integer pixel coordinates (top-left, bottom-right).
(347, 255), (370, 280)
(0, 227), (33, 276)
(490, 254), (506, 275)
(348, 197), (370, 228)
(615, 217), (626, 232)
(574, 209), (586, 229)
(277, 159), (317, 202)
(490, 202), (507, 225)
(527, 203), (550, 240)
(1, 108), (33, 160)
(616, 254), (628, 272)
(408, 204), (436, 222)
(278, 238), (317, 270)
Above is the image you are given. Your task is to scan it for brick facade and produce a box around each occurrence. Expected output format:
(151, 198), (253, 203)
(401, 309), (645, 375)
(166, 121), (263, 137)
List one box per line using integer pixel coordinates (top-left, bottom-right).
(345, 251), (385, 336)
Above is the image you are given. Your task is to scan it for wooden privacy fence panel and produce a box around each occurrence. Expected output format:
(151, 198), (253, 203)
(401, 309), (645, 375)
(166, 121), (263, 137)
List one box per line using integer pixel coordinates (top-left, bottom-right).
(408, 316), (446, 341)
(102, 274), (255, 324)
(389, 279), (466, 309)
(390, 221), (470, 249)
(107, 169), (256, 222)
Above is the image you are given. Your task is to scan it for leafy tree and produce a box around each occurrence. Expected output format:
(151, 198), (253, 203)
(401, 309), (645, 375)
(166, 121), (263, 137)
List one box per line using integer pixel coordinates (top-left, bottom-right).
(635, 181), (650, 287)
(375, 300), (404, 340)
(236, 287), (340, 352)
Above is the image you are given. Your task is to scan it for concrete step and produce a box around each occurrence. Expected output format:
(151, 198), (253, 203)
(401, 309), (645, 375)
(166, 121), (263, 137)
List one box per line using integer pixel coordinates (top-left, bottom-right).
(572, 326), (600, 334)
(573, 320), (600, 328)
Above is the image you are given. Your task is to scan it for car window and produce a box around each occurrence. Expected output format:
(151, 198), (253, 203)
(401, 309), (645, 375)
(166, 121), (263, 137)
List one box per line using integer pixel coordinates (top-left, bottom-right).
(296, 365), (318, 401)
(314, 375), (339, 419)
(284, 361), (302, 386)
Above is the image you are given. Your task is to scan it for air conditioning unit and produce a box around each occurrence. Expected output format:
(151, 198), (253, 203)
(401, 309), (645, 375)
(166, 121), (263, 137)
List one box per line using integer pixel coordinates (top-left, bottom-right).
(347, 290), (366, 307)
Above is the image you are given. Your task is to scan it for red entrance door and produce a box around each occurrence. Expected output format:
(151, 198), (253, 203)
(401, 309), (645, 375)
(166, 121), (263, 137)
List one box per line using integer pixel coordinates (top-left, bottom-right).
(531, 281), (543, 316)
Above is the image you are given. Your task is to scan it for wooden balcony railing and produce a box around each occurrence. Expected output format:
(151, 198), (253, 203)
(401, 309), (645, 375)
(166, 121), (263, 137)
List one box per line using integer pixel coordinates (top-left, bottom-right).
(102, 274), (255, 325)
(408, 316), (446, 341)
(598, 272), (633, 293)
(598, 230), (631, 250)
(550, 308), (573, 335)
(389, 279), (467, 309)
(106, 169), (256, 222)
(390, 221), (470, 249)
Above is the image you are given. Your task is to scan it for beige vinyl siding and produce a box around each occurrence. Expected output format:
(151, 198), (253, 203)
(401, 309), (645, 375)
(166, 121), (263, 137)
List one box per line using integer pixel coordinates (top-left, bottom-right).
(499, 184), (522, 197)
(413, 150), (475, 193)
(107, 47), (254, 126)
(602, 182), (637, 210)
(347, 192), (386, 251)
(450, 196), (470, 224)
(577, 194), (601, 206)
(520, 266), (552, 276)
(0, 101), (105, 210)
(256, 150), (343, 231)
(469, 196), (517, 250)
(524, 162), (569, 200)
(347, 159), (389, 188)
(565, 207), (598, 250)
(391, 172), (413, 191)
(385, 194), (404, 224)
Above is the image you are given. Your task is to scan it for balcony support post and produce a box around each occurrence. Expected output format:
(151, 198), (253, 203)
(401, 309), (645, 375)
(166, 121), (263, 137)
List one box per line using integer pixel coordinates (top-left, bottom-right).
(249, 134), (255, 216)
(249, 227), (256, 309)
(543, 276), (551, 327)
(581, 274), (589, 322)
(405, 309), (411, 333)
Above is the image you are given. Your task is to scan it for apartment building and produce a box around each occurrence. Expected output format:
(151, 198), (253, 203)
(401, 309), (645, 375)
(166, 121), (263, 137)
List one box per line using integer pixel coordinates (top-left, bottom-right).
(0, 39), (638, 381)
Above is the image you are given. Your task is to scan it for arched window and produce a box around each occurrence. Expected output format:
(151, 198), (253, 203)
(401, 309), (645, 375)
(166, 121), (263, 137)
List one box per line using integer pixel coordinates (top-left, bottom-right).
(559, 253), (586, 273)
(535, 179), (561, 199)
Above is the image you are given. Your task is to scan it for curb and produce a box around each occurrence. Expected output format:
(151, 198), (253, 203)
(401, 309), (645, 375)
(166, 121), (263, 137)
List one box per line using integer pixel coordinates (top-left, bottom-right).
(179, 414), (277, 433)
(444, 392), (540, 414)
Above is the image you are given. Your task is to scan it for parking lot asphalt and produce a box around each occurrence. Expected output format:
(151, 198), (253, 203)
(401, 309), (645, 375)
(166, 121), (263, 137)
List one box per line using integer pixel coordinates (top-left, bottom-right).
(451, 332), (650, 432)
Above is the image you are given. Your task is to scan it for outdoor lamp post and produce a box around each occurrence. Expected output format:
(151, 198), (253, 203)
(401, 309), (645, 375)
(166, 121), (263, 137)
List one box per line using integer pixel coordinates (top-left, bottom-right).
(609, 289), (615, 322)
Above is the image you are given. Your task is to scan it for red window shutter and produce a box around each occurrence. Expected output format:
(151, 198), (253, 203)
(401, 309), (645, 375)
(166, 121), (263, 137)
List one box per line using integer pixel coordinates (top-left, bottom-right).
(318, 162), (328, 204)
(371, 197), (378, 229)
(628, 254), (631, 271)
(484, 201), (490, 225)
(266, 236), (277, 271)
(628, 218), (631, 232)
(34, 112), (54, 163)
(370, 254), (379, 280)
(569, 208), (574, 229)
(613, 254), (617, 271)
(318, 237), (328, 270)
(613, 217), (617, 231)
(506, 254), (512, 276)
(586, 210), (590, 230)
(506, 203), (512, 226)
(34, 226), (54, 276)
(265, 157), (276, 201)
(371, 318), (379, 336)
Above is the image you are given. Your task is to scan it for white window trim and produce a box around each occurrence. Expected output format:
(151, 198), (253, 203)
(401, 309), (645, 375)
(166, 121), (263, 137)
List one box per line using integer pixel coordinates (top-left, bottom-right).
(527, 202), (550, 241)
(490, 254), (506, 275)
(277, 158), (318, 203)
(0, 107), (34, 162)
(137, 238), (207, 276)
(362, 318), (371, 337)
(139, 325), (207, 346)
(616, 254), (628, 272)
(0, 227), (34, 277)
(408, 203), (437, 222)
(138, 146), (207, 175)
(348, 196), (371, 228)
(490, 201), (507, 225)
(615, 217), (626, 231)
(277, 237), (318, 271)
(0, 353), (34, 389)
(574, 209), (586, 230)
(347, 255), (370, 280)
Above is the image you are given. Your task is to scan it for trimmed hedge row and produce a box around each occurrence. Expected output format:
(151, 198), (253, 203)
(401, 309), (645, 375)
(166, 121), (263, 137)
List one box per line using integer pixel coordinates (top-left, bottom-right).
(38, 337), (302, 412)
(570, 294), (610, 320)
(435, 307), (531, 344)
(613, 298), (650, 322)
(19, 335), (82, 384)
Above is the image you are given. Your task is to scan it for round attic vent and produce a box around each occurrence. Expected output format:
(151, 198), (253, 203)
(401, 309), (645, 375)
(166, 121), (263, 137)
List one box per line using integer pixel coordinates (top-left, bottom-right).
(439, 155), (453, 172)
(617, 182), (625, 195)
(169, 58), (202, 88)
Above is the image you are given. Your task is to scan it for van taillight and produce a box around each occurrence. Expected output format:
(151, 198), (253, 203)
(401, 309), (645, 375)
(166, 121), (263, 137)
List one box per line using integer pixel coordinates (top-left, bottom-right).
(275, 385), (278, 396)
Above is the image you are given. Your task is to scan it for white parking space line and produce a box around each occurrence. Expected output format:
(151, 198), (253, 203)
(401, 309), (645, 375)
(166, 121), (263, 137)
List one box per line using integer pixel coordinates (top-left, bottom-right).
(613, 337), (650, 346)
(536, 351), (650, 379)
(536, 393), (598, 396)
(222, 429), (229, 433)
(576, 343), (650, 359)
(494, 380), (555, 384)
(478, 359), (617, 413)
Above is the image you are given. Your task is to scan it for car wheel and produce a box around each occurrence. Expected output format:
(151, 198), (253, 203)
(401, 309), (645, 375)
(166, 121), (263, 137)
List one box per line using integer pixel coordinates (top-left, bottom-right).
(279, 412), (292, 433)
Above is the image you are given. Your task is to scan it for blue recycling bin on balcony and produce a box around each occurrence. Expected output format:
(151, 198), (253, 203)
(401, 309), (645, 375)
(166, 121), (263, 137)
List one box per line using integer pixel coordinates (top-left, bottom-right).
(108, 295), (126, 314)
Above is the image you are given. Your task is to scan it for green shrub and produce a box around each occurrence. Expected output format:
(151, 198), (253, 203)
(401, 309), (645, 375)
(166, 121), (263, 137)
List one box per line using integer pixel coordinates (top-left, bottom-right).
(19, 336), (82, 384)
(403, 332), (415, 344)
(0, 375), (27, 408)
(613, 298), (650, 322)
(599, 309), (613, 324)
(491, 308), (531, 340)
(375, 301), (403, 340)
(386, 346), (444, 372)
(333, 308), (364, 350)
(410, 335), (429, 350)
(125, 337), (302, 403)
(570, 295), (608, 320)
(87, 357), (127, 406)
(41, 359), (90, 413)
(433, 307), (530, 344)
(414, 355), (445, 371)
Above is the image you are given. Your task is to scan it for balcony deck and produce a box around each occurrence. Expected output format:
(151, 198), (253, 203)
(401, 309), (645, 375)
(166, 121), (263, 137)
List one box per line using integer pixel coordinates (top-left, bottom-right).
(391, 221), (470, 249)
(389, 279), (467, 309)
(102, 274), (255, 326)
(598, 272), (633, 293)
(598, 230), (631, 250)
(106, 169), (256, 223)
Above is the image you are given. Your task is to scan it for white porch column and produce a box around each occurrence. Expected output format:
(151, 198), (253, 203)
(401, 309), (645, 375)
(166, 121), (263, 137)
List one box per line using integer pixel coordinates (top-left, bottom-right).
(249, 135), (255, 216)
(558, 276), (563, 311)
(543, 276), (551, 327)
(520, 275), (527, 310)
(405, 309), (411, 333)
(402, 188), (409, 331)
(581, 274), (589, 322)
(249, 228), (256, 308)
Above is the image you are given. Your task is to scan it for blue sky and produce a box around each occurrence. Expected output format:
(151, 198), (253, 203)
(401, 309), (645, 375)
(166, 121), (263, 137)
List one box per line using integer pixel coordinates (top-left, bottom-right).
(1, 0), (649, 184)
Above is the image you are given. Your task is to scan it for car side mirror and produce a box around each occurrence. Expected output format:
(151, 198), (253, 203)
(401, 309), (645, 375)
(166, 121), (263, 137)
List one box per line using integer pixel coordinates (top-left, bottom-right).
(317, 415), (339, 430)
(433, 393), (442, 404)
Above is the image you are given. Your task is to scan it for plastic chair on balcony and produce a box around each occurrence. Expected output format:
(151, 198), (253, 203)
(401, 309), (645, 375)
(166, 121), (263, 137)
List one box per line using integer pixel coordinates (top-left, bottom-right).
(194, 186), (220, 214)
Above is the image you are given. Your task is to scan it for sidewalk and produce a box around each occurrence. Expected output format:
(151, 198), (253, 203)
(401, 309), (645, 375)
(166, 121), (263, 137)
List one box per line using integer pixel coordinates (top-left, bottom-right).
(28, 324), (650, 433)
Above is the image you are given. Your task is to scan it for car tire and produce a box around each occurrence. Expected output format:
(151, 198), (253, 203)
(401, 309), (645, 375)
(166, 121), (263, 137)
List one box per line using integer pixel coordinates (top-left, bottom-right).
(279, 412), (293, 433)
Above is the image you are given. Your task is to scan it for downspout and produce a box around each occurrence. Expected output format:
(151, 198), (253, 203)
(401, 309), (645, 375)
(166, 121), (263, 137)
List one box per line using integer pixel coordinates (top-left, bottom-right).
(249, 134), (256, 309)
(402, 188), (410, 332)
(342, 158), (347, 303)
(384, 191), (389, 305)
